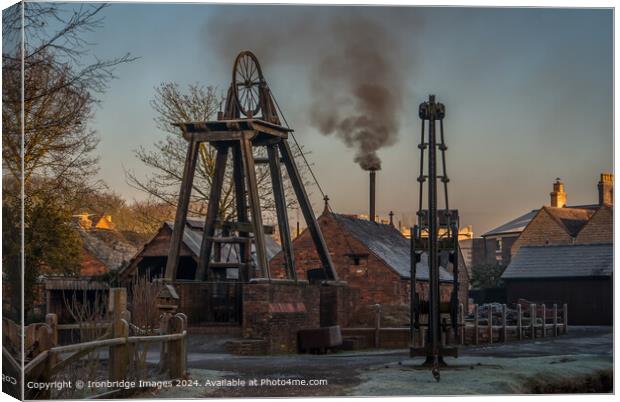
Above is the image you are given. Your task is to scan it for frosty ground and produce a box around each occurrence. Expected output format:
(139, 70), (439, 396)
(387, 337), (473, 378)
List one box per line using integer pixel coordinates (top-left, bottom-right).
(138, 326), (612, 397)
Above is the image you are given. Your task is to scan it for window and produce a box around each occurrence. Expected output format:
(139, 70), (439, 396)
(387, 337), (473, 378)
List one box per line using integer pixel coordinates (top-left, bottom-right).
(495, 238), (502, 253)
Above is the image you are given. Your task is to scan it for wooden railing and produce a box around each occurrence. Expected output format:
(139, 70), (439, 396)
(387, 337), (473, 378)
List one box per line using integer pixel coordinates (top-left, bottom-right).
(17, 288), (188, 399)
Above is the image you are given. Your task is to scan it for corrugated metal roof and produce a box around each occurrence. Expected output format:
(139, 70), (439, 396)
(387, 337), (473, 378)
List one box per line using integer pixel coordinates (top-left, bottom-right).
(164, 221), (281, 263)
(482, 210), (538, 237)
(502, 243), (613, 279)
(331, 214), (454, 281)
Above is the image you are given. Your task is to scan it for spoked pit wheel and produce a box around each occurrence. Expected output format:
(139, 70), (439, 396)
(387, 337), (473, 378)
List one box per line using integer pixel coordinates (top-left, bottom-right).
(232, 51), (265, 117)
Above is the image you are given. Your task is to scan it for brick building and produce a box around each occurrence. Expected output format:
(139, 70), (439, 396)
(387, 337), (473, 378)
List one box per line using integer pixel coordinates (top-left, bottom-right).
(269, 207), (469, 309)
(501, 173), (613, 324)
(477, 173), (613, 266)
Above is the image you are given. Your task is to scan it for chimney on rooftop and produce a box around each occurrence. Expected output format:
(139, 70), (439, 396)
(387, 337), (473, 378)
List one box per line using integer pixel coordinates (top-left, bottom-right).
(550, 178), (567, 208)
(369, 170), (376, 222)
(598, 173), (614, 205)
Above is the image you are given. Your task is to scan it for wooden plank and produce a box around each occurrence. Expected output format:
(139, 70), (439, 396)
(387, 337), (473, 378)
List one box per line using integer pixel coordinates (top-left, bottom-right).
(165, 139), (200, 281)
(488, 305), (493, 344)
(501, 304), (507, 342)
(541, 304), (546, 338)
(197, 144), (229, 281)
(242, 136), (270, 278)
(187, 130), (253, 143)
(563, 303), (568, 334)
(459, 303), (465, 345)
(278, 140), (338, 280)
(267, 144), (297, 280)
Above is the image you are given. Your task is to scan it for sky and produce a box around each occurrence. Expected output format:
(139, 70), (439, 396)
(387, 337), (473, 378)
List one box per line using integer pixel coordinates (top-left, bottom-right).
(70, 4), (612, 235)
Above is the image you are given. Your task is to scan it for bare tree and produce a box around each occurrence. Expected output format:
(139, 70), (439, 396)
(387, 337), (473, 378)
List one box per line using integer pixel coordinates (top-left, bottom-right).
(127, 82), (312, 224)
(2, 3), (135, 320)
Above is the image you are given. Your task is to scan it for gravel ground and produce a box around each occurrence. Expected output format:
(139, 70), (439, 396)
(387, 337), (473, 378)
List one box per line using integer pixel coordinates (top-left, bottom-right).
(133, 325), (612, 397)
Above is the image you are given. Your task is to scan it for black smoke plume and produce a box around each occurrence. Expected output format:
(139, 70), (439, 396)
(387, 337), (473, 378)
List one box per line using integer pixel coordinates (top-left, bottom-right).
(204, 7), (405, 171)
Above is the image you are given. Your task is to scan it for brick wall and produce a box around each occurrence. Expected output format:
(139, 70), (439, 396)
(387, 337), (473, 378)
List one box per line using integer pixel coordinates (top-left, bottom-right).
(270, 213), (461, 308)
(242, 280), (321, 353)
(511, 209), (573, 255)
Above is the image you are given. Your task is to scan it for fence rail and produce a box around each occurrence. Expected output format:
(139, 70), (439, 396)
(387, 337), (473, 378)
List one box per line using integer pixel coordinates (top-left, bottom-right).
(343, 302), (568, 349)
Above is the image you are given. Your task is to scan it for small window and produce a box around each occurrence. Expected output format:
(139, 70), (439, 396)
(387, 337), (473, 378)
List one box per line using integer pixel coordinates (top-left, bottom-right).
(495, 238), (502, 252)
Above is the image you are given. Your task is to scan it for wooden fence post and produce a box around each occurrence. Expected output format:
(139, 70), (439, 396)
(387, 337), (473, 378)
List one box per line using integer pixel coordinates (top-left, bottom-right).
(530, 304), (536, 339)
(474, 304), (479, 345)
(517, 304), (522, 340)
(501, 304), (507, 342)
(45, 313), (58, 347)
(563, 303), (568, 334)
(553, 304), (558, 337)
(488, 305), (493, 344)
(159, 313), (171, 372)
(176, 313), (188, 375)
(459, 303), (465, 345)
(541, 304), (546, 338)
(168, 314), (186, 379)
(109, 288), (129, 382)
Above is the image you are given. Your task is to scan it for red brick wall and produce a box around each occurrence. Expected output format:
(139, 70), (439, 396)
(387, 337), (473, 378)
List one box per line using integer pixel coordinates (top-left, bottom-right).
(242, 280), (321, 353)
(271, 214), (412, 305)
(511, 209), (573, 255)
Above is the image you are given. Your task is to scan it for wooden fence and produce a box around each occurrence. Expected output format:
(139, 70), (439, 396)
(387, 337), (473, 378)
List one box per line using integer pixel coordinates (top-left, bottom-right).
(6, 288), (188, 399)
(342, 302), (568, 349)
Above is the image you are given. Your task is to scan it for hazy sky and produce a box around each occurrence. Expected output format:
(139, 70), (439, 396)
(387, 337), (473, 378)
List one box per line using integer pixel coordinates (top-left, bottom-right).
(76, 4), (612, 235)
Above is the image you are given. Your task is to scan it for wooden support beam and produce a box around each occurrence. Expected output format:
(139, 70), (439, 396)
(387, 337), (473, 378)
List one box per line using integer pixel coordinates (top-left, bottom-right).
(278, 140), (337, 280)
(267, 144), (297, 280)
(232, 143), (250, 280)
(197, 145), (229, 281)
(165, 139), (200, 281)
(241, 136), (270, 278)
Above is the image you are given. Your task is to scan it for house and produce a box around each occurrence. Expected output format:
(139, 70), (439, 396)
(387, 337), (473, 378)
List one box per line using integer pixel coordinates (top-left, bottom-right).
(269, 204), (469, 309)
(119, 219), (281, 282)
(500, 173), (613, 325)
(502, 243), (612, 325)
(478, 173), (612, 266)
(44, 224), (138, 322)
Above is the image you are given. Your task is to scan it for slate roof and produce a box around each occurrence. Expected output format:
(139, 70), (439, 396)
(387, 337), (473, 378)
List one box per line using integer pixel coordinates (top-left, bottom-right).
(543, 207), (595, 236)
(164, 219), (282, 263)
(482, 210), (538, 237)
(330, 213), (454, 282)
(502, 243), (613, 279)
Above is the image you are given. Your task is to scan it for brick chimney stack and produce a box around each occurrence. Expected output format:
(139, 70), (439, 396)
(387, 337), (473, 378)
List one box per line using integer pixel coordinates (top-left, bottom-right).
(550, 178), (567, 208)
(598, 173), (614, 205)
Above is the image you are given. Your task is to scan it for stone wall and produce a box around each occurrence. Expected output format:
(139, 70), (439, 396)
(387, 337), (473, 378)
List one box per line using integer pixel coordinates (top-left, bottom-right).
(511, 209), (573, 255)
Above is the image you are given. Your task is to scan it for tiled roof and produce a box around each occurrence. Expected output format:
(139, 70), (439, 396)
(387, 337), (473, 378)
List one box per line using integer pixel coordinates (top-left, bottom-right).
(164, 220), (282, 263)
(502, 243), (612, 279)
(330, 213), (454, 281)
(482, 210), (538, 237)
(542, 207), (595, 236)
